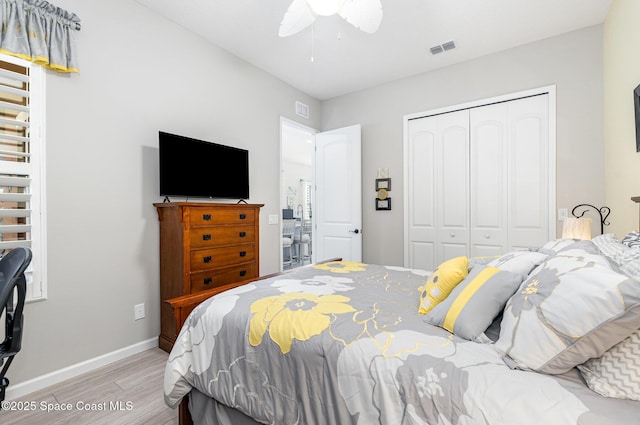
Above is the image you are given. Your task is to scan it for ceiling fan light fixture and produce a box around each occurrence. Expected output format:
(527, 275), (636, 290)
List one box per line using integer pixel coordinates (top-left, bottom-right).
(279, 0), (382, 37)
(306, 0), (346, 16)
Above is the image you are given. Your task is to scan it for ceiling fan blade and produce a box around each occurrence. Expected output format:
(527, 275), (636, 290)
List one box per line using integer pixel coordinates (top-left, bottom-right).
(279, 0), (316, 37)
(339, 0), (383, 34)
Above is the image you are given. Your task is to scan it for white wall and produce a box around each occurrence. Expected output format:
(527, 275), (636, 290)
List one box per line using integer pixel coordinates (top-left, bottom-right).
(8, 0), (320, 385)
(321, 25), (605, 266)
(603, 0), (640, 237)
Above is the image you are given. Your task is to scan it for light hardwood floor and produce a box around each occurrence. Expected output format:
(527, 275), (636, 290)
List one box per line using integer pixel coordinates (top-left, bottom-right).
(0, 347), (178, 425)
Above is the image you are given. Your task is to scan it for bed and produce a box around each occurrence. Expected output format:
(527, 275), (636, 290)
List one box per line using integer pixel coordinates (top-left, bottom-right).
(164, 237), (640, 425)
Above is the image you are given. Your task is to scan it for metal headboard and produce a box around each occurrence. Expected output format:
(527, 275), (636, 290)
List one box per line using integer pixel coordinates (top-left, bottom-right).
(571, 204), (611, 235)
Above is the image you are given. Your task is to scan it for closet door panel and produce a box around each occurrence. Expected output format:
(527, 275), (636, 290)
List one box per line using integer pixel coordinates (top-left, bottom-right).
(470, 103), (508, 257)
(508, 95), (549, 249)
(436, 110), (469, 265)
(405, 91), (551, 269)
(407, 118), (437, 270)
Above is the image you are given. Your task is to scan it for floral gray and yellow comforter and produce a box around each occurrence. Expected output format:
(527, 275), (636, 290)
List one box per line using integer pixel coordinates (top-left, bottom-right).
(164, 261), (639, 425)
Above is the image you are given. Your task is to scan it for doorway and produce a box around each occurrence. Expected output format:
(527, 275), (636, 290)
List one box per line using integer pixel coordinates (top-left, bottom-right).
(280, 118), (316, 271)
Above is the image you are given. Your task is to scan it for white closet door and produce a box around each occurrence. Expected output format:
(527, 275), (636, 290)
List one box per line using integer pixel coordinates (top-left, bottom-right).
(406, 116), (437, 270)
(406, 91), (551, 270)
(436, 110), (470, 264)
(406, 110), (469, 271)
(470, 103), (508, 257)
(507, 95), (550, 249)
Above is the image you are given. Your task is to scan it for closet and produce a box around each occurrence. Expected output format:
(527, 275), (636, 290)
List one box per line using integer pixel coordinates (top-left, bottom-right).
(405, 91), (554, 271)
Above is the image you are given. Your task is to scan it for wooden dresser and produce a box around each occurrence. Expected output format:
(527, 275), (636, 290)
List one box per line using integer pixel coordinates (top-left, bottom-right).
(154, 202), (263, 352)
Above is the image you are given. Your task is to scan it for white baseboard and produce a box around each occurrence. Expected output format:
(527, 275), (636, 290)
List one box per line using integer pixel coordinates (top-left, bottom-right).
(5, 337), (158, 400)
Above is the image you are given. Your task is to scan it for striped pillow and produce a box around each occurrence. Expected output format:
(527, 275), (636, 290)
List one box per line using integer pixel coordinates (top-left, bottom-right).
(622, 231), (640, 249)
(578, 329), (640, 401)
(424, 265), (524, 341)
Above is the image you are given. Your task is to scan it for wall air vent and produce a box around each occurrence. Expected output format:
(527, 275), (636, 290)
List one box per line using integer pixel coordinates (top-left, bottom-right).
(430, 40), (456, 55)
(295, 101), (310, 119)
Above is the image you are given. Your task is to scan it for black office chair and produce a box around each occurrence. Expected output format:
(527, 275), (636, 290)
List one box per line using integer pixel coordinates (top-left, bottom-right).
(0, 247), (32, 403)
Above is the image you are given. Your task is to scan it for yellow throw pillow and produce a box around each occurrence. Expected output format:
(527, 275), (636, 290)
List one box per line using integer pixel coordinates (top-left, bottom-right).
(418, 256), (469, 314)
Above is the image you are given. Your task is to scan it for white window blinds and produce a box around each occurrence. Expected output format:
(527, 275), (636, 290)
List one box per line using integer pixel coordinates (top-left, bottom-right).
(0, 55), (46, 300)
(305, 181), (312, 220)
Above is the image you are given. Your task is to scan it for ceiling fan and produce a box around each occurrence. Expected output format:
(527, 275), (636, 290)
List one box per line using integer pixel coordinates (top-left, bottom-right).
(279, 0), (383, 37)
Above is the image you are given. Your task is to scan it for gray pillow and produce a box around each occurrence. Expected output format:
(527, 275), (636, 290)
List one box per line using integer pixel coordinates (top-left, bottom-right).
(424, 265), (524, 342)
(539, 238), (600, 255)
(496, 249), (640, 374)
(487, 250), (548, 279)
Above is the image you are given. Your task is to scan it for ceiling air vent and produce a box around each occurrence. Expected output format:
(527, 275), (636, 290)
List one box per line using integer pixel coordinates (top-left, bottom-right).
(295, 101), (309, 119)
(430, 40), (456, 55)
(442, 41), (456, 51)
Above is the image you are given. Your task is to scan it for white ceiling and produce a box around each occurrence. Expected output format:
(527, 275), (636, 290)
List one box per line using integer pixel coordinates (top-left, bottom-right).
(134, 0), (611, 100)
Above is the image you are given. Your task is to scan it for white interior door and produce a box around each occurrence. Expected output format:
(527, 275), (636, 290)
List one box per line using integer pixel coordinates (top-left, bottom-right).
(470, 102), (508, 257)
(507, 94), (550, 249)
(314, 125), (362, 262)
(435, 110), (470, 264)
(406, 111), (469, 271)
(406, 116), (437, 270)
(405, 88), (554, 270)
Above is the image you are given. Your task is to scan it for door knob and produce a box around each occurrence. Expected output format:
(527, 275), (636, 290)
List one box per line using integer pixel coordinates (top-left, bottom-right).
(449, 233), (455, 238)
(485, 234), (491, 239)
(349, 229), (360, 234)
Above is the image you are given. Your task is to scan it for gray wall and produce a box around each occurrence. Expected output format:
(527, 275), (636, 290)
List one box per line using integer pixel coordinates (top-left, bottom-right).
(321, 25), (605, 266)
(9, 0), (320, 385)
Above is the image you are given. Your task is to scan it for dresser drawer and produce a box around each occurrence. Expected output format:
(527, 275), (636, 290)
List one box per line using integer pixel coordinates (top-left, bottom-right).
(190, 207), (256, 226)
(189, 225), (255, 248)
(190, 245), (256, 271)
(190, 262), (257, 293)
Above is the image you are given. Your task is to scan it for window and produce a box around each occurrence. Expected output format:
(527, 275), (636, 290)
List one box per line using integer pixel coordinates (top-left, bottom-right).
(0, 54), (46, 301)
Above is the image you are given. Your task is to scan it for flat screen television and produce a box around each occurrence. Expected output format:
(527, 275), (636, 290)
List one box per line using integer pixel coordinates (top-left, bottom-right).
(159, 131), (249, 200)
(635, 84), (640, 152)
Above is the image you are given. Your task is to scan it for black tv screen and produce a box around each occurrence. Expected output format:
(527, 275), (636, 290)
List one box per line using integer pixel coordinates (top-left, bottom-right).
(635, 83), (640, 152)
(159, 132), (249, 199)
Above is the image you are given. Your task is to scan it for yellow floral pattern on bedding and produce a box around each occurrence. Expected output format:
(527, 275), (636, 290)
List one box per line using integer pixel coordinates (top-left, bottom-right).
(249, 292), (356, 354)
(313, 261), (367, 273)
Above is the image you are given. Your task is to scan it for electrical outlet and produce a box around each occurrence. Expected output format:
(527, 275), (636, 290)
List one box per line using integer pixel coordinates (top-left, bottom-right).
(268, 214), (279, 225)
(134, 303), (145, 321)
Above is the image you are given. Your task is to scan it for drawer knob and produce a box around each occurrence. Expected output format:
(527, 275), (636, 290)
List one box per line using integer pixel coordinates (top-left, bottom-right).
(239, 213), (247, 220)
(203, 277), (212, 285)
(239, 231), (247, 237)
(203, 214), (212, 221)
(203, 256), (212, 263)
(203, 234), (211, 241)
(240, 270), (247, 277)
(240, 251), (247, 257)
